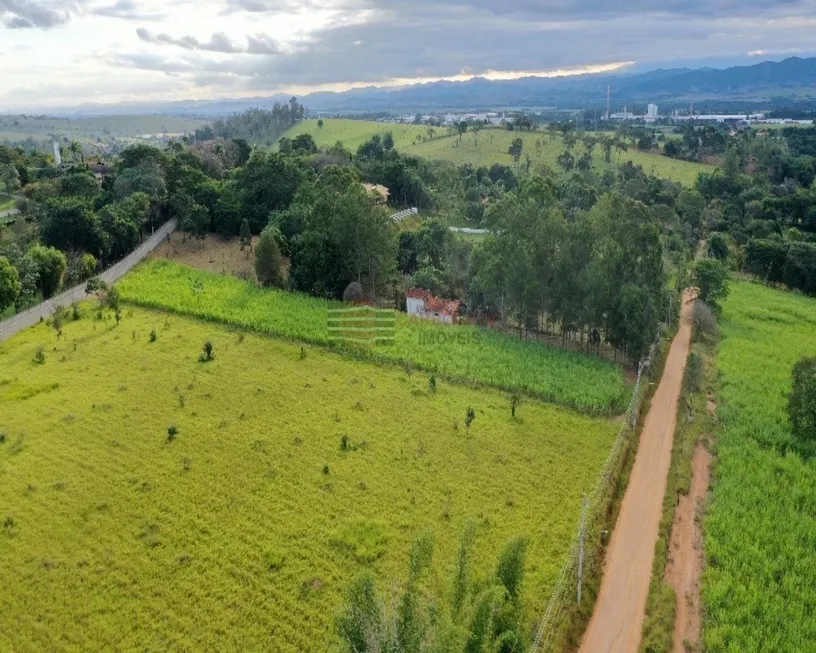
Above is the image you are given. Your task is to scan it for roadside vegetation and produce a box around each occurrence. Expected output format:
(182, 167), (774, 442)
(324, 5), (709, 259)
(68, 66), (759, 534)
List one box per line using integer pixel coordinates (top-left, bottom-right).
(0, 304), (617, 651)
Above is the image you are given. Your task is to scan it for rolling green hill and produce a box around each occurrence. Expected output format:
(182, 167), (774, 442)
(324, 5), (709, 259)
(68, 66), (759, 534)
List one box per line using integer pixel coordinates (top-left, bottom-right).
(282, 119), (713, 186)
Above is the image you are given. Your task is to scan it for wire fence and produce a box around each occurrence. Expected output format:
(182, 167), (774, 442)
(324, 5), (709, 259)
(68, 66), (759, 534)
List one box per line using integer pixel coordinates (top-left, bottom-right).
(530, 321), (668, 653)
(0, 219), (177, 344)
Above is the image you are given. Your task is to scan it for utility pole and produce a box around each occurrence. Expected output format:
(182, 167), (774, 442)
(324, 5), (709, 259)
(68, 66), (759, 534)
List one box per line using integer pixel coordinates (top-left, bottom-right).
(606, 86), (611, 121)
(577, 494), (589, 604)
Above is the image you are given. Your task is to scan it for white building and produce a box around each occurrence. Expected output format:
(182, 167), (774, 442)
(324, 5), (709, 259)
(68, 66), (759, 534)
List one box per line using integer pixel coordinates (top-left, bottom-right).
(406, 288), (461, 325)
(647, 104), (658, 118)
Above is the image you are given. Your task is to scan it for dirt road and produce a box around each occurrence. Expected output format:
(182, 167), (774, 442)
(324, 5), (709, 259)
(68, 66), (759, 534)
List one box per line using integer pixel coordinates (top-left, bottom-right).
(579, 292), (694, 653)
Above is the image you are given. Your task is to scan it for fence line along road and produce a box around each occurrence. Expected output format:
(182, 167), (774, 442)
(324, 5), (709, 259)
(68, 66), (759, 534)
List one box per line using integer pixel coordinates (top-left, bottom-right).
(0, 219), (177, 344)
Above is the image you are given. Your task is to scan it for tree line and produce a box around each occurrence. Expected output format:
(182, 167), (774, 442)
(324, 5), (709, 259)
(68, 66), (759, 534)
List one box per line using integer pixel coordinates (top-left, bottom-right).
(192, 99), (306, 145)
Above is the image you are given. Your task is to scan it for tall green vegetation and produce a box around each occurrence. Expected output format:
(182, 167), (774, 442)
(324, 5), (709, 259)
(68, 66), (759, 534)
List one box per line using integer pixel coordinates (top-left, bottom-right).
(193, 99), (306, 145)
(255, 229), (284, 288)
(787, 356), (816, 448)
(0, 255), (21, 313)
(688, 258), (730, 313)
(118, 260), (628, 413)
(338, 527), (529, 653)
(471, 185), (668, 364)
(704, 280), (816, 651)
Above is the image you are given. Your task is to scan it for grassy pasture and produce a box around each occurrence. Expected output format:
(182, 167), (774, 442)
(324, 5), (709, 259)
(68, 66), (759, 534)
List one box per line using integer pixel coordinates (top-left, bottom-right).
(703, 280), (816, 652)
(282, 119), (426, 152)
(0, 305), (617, 651)
(117, 259), (629, 414)
(282, 119), (713, 186)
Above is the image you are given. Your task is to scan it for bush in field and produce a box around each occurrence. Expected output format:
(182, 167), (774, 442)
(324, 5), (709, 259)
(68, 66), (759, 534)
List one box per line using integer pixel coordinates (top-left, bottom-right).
(149, 330), (157, 342)
(239, 219), (252, 253)
(343, 281), (364, 303)
(52, 306), (68, 338)
(692, 301), (719, 339)
(33, 346), (45, 365)
(788, 356), (816, 445)
(465, 407), (476, 434)
(199, 341), (215, 363)
(510, 393), (521, 418)
(255, 228), (284, 288)
(167, 425), (178, 442)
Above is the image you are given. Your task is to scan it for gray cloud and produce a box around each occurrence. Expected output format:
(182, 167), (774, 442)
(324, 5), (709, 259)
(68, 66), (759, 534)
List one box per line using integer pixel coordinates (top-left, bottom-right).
(246, 32), (283, 54)
(136, 27), (242, 53)
(0, 0), (76, 28)
(136, 27), (284, 56)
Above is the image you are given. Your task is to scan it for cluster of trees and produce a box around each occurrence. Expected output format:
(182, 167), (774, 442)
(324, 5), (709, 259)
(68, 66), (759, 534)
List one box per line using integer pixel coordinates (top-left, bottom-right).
(686, 127), (816, 295)
(663, 124), (728, 161)
(192, 99), (306, 145)
(465, 184), (670, 364)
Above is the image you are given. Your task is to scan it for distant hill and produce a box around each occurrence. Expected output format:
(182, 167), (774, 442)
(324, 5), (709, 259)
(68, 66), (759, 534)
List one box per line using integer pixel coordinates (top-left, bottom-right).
(42, 56), (816, 117)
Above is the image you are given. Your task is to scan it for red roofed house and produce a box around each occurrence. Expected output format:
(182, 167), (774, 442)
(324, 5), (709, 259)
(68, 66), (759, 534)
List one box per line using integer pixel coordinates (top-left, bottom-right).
(406, 288), (461, 324)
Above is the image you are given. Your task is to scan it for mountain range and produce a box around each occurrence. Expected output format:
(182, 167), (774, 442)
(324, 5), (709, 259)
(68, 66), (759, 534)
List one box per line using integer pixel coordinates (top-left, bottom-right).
(49, 56), (816, 117)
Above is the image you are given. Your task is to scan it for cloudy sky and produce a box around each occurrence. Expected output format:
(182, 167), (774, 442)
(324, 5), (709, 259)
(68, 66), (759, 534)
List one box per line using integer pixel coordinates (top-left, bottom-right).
(1, 0), (816, 109)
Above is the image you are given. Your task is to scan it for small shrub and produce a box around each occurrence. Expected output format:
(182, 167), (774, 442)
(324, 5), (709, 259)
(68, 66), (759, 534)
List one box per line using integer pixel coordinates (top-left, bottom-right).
(263, 546), (287, 571)
(322, 464), (330, 475)
(0, 433), (6, 444)
(330, 519), (390, 563)
(72, 304), (81, 321)
(692, 301), (719, 339)
(465, 406), (476, 434)
(199, 341), (214, 363)
(788, 356), (816, 445)
(149, 330), (157, 342)
(178, 395), (186, 408)
(299, 346), (307, 360)
(167, 425), (179, 442)
(340, 435), (350, 451)
(685, 352), (704, 394)
(510, 393), (521, 418)
(429, 375), (437, 393)
(33, 346), (45, 365)
(3, 515), (14, 535)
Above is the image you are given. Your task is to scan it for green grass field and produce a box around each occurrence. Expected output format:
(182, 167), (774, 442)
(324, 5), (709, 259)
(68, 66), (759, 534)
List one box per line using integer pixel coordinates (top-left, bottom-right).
(117, 260), (629, 413)
(282, 119), (713, 186)
(0, 304), (618, 651)
(703, 280), (816, 652)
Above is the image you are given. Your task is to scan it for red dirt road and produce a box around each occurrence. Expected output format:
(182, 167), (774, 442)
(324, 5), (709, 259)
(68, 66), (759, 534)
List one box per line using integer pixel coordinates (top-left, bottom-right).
(579, 292), (694, 653)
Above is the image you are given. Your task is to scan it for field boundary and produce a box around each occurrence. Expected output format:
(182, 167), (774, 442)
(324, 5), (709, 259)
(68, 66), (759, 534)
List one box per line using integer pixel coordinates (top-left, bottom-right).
(0, 219), (177, 344)
(531, 320), (667, 652)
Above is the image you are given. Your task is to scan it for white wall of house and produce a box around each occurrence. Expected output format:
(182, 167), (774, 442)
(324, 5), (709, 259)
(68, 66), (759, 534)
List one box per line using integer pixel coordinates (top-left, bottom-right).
(407, 297), (425, 316)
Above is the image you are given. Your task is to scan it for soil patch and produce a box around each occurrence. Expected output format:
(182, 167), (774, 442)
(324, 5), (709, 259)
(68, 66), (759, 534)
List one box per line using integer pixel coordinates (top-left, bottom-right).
(665, 442), (712, 652)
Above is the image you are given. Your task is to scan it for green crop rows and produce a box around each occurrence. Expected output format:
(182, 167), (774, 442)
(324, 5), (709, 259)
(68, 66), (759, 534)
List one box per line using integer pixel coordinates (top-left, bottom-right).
(703, 280), (816, 652)
(117, 260), (629, 414)
(0, 305), (618, 651)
